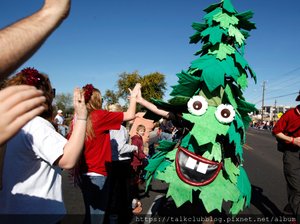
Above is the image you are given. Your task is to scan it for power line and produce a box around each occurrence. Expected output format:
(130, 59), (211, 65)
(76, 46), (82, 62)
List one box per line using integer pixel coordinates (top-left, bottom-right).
(261, 81), (265, 121)
(266, 66), (300, 87)
(254, 91), (298, 105)
(249, 66), (300, 104)
(266, 75), (300, 96)
(265, 91), (298, 101)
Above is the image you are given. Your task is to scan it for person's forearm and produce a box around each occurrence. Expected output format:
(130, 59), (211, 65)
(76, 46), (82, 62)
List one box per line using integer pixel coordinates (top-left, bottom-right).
(0, 3), (67, 80)
(138, 97), (169, 118)
(123, 97), (137, 121)
(58, 120), (86, 169)
(276, 133), (293, 143)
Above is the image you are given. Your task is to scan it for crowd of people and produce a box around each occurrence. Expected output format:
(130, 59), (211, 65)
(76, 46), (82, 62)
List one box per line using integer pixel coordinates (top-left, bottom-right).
(250, 120), (276, 131)
(0, 0), (299, 224)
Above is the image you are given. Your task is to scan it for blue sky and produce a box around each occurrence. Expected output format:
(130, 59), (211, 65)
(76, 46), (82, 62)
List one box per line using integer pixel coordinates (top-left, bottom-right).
(1, 0), (300, 108)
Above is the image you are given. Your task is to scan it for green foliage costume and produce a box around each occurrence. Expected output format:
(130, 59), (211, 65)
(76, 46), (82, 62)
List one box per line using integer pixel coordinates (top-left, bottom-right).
(144, 0), (257, 215)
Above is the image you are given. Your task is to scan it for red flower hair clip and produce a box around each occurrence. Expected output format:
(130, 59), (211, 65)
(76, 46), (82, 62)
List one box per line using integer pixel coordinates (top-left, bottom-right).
(83, 84), (94, 102)
(21, 67), (43, 87)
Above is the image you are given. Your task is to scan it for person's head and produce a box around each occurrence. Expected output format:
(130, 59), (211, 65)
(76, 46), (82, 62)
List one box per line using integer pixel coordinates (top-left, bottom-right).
(57, 109), (63, 115)
(82, 84), (102, 112)
(106, 103), (123, 112)
(3, 67), (54, 121)
(82, 84), (102, 139)
(296, 90), (300, 101)
(136, 124), (146, 137)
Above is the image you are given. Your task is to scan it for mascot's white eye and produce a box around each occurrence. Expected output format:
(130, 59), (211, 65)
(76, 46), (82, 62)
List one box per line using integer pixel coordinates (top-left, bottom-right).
(215, 104), (235, 124)
(187, 95), (208, 116)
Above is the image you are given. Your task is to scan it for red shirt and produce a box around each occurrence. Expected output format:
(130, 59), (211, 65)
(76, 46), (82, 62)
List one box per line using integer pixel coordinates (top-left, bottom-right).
(80, 110), (123, 176)
(272, 106), (300, 140)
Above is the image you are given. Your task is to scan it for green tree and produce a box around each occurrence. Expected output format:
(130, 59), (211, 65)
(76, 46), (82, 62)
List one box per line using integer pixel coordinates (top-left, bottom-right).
(54, 93), (73, 114)
(103, 89), (119, 105)
(117, 71), (167, 102)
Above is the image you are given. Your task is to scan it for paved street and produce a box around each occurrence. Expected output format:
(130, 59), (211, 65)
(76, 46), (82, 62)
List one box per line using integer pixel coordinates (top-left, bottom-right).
(61, 128), (293, 223)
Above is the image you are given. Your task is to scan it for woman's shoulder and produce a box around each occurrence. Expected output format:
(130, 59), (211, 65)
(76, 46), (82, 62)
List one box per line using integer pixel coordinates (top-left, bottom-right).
(91, 109), (119, 117)
(24, 116), (55, 131)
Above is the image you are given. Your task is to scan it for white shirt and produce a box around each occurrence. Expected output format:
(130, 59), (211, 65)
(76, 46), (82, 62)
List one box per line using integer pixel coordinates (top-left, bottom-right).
(110, 125), (137, 161)
(0, 116), (67, 215)
(54, 114), (64, 125)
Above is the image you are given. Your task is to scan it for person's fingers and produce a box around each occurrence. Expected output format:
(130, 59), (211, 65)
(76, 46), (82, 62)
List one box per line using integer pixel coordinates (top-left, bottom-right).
(78, 88), (85, 103)
(0, 105), (45, 144)
(7, 96), (46, 122)
(0, 85), (38, 100)
(73, 88), (82, 108)
(0, 87), (44, 111)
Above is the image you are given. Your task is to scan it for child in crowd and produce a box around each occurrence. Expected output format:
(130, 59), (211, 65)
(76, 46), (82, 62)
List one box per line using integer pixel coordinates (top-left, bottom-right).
(0, 68), (87, 224)
(72, 83), (140, 224)
(130, 124), (147, 214)
(106, 103), (138, 224)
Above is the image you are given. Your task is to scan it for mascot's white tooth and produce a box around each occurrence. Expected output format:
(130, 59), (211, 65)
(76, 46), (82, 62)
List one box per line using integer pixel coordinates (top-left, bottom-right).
(197, 162), (208, 174)
(185, 157), (197, 170)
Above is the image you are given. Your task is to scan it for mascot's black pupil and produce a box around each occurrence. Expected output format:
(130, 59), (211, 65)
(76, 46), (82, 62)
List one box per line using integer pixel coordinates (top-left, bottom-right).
(193, 101), (202, 110)
(221, 109), (230, 118)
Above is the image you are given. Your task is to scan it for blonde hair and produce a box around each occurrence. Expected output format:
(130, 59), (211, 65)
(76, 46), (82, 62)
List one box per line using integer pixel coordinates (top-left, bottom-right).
(107, 103), (123, 112)
(83, 88), (102, 139)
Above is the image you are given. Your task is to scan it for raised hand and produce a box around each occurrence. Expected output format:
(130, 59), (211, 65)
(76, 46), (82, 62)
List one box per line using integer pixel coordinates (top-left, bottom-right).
(73, 88), (87, 120)
(129, 83), (141, 99)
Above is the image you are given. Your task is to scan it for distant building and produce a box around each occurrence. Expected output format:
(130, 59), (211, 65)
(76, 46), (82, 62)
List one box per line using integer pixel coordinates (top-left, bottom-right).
(252, 105), (291, 121)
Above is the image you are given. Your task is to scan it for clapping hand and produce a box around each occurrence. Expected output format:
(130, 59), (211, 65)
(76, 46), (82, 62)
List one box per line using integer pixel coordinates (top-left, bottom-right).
(73, 88), (87, 121)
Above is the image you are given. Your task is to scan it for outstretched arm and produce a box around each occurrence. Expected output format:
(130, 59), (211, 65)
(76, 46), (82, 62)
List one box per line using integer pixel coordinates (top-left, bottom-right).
(56, 88), (87, 169)
(136, 88), (170, 119)
(0, 0), (70, 81)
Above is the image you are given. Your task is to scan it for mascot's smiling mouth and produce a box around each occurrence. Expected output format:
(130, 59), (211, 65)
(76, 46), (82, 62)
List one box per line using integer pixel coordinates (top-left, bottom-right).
(175, 147), (222, 186)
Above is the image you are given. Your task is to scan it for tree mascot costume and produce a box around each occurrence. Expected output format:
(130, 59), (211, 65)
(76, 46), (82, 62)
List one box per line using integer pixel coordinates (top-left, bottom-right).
(144, 0), (257, 215)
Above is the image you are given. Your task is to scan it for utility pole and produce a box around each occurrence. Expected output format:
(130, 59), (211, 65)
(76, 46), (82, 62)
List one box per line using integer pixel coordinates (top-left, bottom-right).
(261, 81), (265, 122)
(274, 99), (277, 121)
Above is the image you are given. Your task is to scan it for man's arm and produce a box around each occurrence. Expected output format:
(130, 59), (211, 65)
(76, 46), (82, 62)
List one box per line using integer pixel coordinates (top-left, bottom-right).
(0, 0), (70, 81)
(275, 133), (300, 148)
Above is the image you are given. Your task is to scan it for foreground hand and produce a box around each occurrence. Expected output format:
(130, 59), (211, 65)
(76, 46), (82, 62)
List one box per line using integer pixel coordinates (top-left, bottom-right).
(0, 85), (46, 144)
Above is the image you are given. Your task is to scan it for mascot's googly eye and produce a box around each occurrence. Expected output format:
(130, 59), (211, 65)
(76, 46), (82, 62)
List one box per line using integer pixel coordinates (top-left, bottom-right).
(187, 96), (208, 116)
(215, 104), (235, 123)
